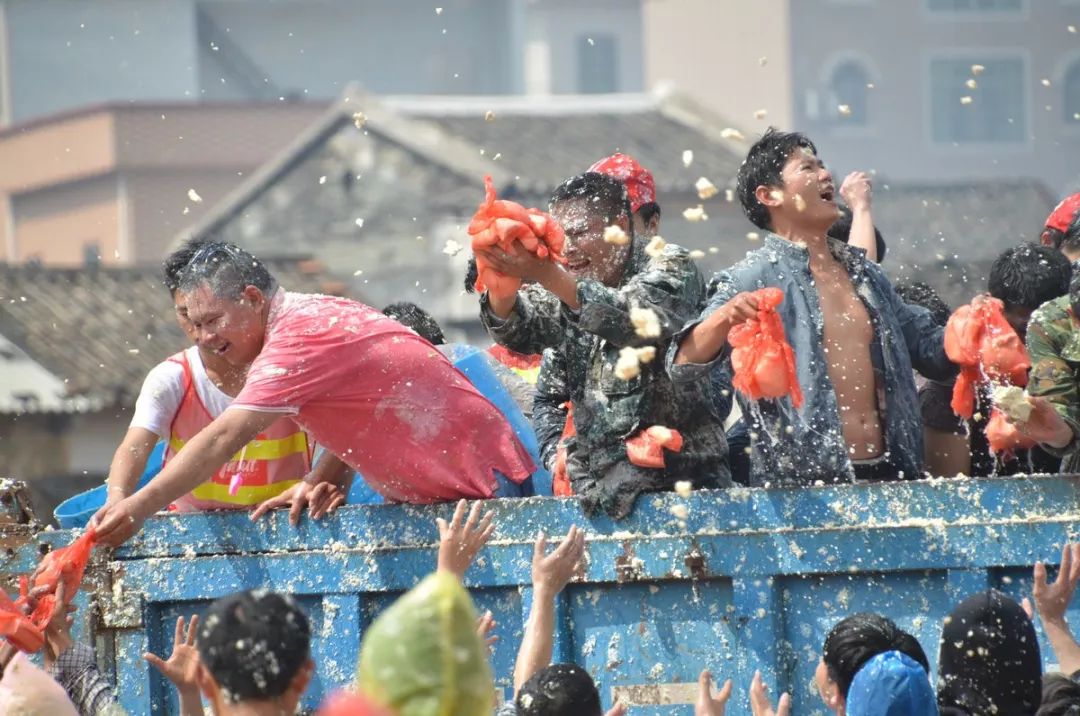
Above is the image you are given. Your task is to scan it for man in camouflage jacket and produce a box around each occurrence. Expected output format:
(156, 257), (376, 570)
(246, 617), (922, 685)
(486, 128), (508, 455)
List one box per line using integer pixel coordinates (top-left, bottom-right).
(477, 172), (731, 518)
(1019, 284), (1080, 472)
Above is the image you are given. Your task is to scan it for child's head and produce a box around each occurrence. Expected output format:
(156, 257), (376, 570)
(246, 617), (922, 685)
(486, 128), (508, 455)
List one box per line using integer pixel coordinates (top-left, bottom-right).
(196, 589), (314, 712)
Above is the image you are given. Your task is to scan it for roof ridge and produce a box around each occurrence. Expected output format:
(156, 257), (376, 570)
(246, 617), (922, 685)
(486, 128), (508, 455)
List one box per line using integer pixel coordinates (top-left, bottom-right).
(173, 84), (512, 249)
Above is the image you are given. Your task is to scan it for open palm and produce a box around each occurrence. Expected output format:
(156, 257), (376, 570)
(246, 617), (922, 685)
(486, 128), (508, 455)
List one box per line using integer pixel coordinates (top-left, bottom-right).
(144, 615), (201, 691)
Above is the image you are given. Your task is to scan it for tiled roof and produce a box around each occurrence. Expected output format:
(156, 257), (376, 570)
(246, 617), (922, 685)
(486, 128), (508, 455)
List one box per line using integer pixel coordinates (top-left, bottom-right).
(0, 261), (342, 413)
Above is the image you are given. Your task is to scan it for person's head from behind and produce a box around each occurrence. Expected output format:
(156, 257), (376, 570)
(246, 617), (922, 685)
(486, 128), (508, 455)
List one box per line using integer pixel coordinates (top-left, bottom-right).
(382, 302), (446, 345)
(827, 207), (886, 263)
(517, 664), (602, 716)
(178, 242), (277, 367)
(937, 589), (1042, 716)
(1036, 673), (1080, 716)
(844, 651), (938, 716)
(894, 281), (951, 328)
(1042, 193), (1080, 254)
(816, 612), (929, 714)
(1061, 210), (1080, 264)
(163, 237), (212, 342)
(989, 243), (1072, 342)
(550, 172), (634, 288)
(196, 590), (313, 714)
(588, 153), (661, 239)
(737, 128), (839, 236)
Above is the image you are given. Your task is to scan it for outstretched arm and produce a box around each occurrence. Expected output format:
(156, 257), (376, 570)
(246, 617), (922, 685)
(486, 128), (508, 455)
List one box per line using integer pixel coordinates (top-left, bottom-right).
(513, 526), (586, 693)
(1028, 543), (1080, 675)
(94, 408), (279, 546)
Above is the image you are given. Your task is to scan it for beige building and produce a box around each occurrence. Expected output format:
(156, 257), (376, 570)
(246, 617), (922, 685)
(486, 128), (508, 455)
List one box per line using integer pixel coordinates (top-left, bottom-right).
(0, 102), (326, 266)
(644, 0), (1079, 194)
(643, 0), (793, 129)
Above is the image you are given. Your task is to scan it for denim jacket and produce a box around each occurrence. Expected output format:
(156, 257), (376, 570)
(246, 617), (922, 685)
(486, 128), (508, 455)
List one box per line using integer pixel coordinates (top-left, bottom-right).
(668, 234), (955, 485)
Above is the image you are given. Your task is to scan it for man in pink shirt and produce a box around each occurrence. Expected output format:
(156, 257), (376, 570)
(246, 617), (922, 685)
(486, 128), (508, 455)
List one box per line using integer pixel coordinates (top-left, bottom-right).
(94, 242), (535, 546)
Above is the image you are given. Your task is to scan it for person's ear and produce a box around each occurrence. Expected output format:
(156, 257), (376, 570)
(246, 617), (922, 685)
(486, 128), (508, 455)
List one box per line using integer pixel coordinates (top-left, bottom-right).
(242, 285), (265, 309)
(756, 184), (785, 209)
(284, 658), (315, 709)
(616, 214), (631, 233)
(821, 682), (844, 714)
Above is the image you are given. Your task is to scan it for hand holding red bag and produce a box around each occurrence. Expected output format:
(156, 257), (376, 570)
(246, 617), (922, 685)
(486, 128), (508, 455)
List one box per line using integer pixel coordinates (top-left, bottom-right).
(468, 175), (566, 300)
(727, 288), (803, 408)
(945, 295), (1030, 419)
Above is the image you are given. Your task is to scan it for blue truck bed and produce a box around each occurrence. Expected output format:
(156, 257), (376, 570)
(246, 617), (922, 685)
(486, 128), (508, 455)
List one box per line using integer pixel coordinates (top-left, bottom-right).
(7, 475), (1080, 715)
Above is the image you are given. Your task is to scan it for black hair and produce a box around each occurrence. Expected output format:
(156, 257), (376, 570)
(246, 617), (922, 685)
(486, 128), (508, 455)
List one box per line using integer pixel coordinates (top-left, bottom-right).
(737, 128), (818, 230)
(163, 238), (211, 295)
(464, 256), (478, 295)
(827, 207), (887, 263)
(895, 281), (952, 327)
(197, 590), (311, 704)
(1037, 673), (1080, 716)
(1061, 209), (1080, 256)
(988, 242), (1072, 311)
(550, 172), (633, 231)
(822, 613), (930, 699)
(178, 241), (277, 300)
(636, 201), (662, 226)
(517, 664), (602, 716)
(382, 302), (446, 345)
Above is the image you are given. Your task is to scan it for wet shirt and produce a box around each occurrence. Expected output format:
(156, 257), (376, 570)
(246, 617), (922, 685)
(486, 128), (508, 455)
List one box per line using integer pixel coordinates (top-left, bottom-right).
(480, 238), (731, 518)
(670, 234), (954, 485)
(232, 291), (535, 503)
(1026, 294), (1080, 472)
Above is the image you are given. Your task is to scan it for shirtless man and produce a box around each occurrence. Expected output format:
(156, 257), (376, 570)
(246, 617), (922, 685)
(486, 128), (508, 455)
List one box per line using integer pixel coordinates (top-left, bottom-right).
(670, 129), (955, 484)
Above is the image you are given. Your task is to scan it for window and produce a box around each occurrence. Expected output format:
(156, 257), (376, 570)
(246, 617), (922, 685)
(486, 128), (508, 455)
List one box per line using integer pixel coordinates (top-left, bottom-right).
(1066, 60), (1080, 124)
(930, 57), (1025, 143)
(827, 61), (872, 124)
(926, 0), (1022, 11)
(577, 34), (618, 94)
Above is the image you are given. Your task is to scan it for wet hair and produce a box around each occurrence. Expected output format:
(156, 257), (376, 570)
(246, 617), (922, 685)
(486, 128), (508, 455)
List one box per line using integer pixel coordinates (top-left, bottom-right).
(636, 201), (662, 227)
(827, 207), (887, 263)
(516, 664), (602, 716)
(382, 301), (446, 345)
(822, 613), (930, 699)
(550, 172), (633, 231)
(989, 243), (1072, 311)
(162, 238), (211, 295)
(737, 128), (818, 230)
(895, 281), (951, 327)
(1061, 209), (1080, 256)
(464, 256), (478, 295)
(197, 590), (311, 704)
(177, 241), (277, 300)
(1037, 673), (1080, 716)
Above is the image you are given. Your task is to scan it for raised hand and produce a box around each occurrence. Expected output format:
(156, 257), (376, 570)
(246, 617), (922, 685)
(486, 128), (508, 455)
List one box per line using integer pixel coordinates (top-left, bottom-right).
(695, 669), (733, 716)
(436, 500), (496, 578)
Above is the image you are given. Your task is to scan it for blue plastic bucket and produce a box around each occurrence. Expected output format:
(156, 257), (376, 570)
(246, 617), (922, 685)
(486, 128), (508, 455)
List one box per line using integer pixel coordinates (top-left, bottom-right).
(54, 441), (166, 528)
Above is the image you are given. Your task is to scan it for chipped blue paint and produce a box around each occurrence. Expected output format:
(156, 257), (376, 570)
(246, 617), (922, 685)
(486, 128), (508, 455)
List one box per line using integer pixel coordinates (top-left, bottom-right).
(7, 475), (1080, 714)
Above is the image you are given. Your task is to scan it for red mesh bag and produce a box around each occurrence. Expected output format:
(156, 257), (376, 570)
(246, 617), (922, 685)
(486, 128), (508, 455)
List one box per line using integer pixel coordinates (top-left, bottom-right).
(727, 288), (803, 408)
(0, 527), (98, 653)
(945, 295), (1031, 419)
(552, 403), (576, 497)
(0, 588), (43, 654)
(626, 426), (684, 469)
(468, 175), (566, 300)
(985, 408), (1037, 458)
(31, 526), (97, 598)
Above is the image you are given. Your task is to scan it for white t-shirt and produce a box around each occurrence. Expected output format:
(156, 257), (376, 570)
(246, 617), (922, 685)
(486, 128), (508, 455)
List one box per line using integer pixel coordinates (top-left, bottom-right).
(129, 346), (233, 439)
